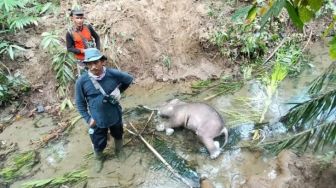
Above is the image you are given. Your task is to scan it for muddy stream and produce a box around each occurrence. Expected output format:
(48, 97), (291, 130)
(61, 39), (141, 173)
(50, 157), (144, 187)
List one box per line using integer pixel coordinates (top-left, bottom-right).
(1, 42), (333, 188)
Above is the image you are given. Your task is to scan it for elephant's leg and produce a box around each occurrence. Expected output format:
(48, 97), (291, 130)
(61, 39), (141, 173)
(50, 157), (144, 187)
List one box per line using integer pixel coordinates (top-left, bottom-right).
(199, 136), (221, 159)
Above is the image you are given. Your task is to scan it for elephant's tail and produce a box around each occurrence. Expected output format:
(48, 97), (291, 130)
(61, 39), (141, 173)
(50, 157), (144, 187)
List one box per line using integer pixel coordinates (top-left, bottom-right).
(220, 127), (228, 149)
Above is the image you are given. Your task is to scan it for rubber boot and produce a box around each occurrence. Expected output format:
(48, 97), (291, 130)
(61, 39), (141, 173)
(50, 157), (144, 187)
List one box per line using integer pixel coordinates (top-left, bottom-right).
(114, 138), (124, 159)
(94, 151), (104, 173)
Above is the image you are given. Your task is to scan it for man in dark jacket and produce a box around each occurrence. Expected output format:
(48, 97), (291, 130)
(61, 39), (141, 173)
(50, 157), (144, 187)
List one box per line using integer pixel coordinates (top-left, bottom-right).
(75, 48), (133, 172)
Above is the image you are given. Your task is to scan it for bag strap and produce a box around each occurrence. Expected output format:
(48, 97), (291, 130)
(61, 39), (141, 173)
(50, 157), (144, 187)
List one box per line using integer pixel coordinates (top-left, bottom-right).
(89, 76), (108, 96)
(89, 72), (122, 96)
(77, 32), (90, 49)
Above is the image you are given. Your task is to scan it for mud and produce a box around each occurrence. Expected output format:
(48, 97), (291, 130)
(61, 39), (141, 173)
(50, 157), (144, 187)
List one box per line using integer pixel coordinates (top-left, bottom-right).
(242, 150), (336, 188)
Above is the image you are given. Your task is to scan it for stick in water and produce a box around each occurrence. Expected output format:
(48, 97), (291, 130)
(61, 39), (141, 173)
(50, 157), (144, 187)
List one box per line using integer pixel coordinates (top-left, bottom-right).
(125, 122), (194, 188)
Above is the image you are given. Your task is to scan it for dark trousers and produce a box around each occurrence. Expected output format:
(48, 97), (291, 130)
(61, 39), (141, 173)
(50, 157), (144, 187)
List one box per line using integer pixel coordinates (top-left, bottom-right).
(90, 124), (123, 152)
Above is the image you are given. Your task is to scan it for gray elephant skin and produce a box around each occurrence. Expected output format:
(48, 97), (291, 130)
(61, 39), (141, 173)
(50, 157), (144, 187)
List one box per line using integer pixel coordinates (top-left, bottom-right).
(157, 99), (228, 159)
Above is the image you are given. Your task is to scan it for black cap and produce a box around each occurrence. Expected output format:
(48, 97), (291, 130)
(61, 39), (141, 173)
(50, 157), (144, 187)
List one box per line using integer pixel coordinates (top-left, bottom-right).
(70, 8), (84, 16)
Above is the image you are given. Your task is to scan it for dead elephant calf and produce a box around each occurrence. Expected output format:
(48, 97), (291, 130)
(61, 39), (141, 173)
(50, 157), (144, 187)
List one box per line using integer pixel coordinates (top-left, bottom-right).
(157, 99), (228, 159)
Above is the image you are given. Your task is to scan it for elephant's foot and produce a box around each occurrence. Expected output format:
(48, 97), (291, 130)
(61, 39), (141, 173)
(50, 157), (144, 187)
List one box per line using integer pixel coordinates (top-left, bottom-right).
(210, 149), (221, 159)
(209, 141), (221, 159)
(165, 128), (174, 135)
(156, 123), (165, 131)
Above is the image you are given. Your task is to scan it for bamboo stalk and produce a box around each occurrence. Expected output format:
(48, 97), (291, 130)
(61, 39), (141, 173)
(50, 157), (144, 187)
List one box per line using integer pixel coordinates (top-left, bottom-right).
(126, 122), (193, 188)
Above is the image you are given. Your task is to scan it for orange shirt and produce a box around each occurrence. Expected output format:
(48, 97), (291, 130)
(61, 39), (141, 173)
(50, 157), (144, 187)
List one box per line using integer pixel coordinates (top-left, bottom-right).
(72, 26), (93, 60)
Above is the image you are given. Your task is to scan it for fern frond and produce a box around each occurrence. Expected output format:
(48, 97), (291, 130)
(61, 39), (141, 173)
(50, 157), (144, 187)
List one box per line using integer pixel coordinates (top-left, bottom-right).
(0, 0), (26, 12)
(9, 16), (38, 30)
(41, 31), (62, 51)
(0, 41), (26, 60)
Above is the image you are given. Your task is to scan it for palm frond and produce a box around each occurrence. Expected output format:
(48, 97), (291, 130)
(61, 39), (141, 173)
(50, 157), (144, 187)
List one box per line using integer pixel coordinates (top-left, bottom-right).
(280, 89), (336, 129)
(259, 121), (336, 154)
(308, 62), (336, 95)
(150, 138), (199, 184)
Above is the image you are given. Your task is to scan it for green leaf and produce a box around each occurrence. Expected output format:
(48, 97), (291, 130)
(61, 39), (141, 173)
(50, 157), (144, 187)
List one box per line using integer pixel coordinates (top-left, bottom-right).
(231, 5), (253, 22)
(8, 45), (14, 60)
(308, 0), (323, 12)
(330, 36), (336, 60)
(40, 2), (52, 15)
(260, 0), (286, 27)
(61, 99), (67, 111)
(285, 1), (304, 31)
(323, 18), (336, 38)
(12, 44), (25, 51)
(298, 6), (314, 23)
(0, 0), (24, 12)
(247, 5), (258, 23)
(67, 99), (74, 109)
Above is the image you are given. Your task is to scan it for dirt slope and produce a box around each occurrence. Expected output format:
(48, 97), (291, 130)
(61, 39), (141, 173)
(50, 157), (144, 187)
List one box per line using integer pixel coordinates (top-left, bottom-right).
(12, 0), (234, 106)
(78, 0), (228, 83)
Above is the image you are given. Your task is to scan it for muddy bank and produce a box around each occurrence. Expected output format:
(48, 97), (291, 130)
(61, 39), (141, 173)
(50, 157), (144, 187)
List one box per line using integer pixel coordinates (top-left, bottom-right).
(242, 150), (336, 188)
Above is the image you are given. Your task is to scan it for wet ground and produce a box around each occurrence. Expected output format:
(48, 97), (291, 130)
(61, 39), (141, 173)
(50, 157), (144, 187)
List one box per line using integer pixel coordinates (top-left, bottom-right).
(1, 41), (334, 187)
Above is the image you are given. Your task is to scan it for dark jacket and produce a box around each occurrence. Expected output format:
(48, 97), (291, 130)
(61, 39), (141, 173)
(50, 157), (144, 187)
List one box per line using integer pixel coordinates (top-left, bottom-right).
(75, 68), (133, 128)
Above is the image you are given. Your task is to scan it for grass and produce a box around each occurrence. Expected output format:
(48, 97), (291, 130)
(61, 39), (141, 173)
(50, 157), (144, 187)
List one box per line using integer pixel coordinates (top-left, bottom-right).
(162, 55), (172, 70)
(0, 151), (38, 183)
(21, 169), (87, 188)
(191, 78), (243, 100)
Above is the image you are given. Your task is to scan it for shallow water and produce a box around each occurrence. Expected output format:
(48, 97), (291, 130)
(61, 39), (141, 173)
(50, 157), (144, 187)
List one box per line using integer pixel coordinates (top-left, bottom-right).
(4, 41), (333, 188)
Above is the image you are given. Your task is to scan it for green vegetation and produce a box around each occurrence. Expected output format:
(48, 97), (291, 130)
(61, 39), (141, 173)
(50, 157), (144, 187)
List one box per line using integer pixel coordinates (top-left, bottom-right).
(246, 0), (336, 155)
(244, 0), (336, 60)
(162, 55), (172, 70)
(0, 68), (30, 105)
(203, 0), (336, 155)
(0, 0), (54, 105)
(191, 77), (243, 100)
(0, 151), (37, 183)
(264, 63), (336, 154)
(0, 0), (54, 59)
(40, 31), (76, 109)
(210, 21), (280, 62)
(21, 169), (87, 188)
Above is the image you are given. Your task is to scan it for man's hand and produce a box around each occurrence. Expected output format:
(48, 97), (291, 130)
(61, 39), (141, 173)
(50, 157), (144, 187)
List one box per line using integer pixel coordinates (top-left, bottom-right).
(89, 118), (96, 128)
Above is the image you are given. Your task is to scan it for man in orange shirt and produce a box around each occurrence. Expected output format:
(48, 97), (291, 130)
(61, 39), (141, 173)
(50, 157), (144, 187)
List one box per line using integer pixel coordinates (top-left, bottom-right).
(66, 8), (100, 75)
